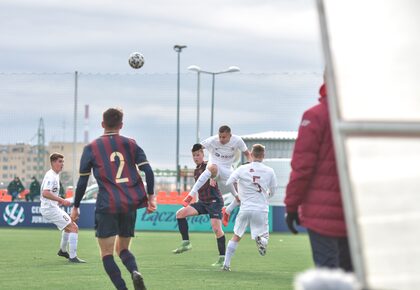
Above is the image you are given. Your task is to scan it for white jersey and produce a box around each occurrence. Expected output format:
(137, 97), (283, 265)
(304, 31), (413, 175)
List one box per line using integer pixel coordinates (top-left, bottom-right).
(201, 134), (248, 167)
(40, 169), (61, 209)
(226, 161), (277, 212)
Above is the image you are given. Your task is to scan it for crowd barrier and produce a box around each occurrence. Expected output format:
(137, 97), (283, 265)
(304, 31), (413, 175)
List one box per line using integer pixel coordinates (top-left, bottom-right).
(0, 201), (305, 233)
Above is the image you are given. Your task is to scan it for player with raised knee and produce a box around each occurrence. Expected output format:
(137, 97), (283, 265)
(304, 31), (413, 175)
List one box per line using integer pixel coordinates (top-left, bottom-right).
(222, 144), (277, 271)
(173, 143), (226, 267)
(40, 152), (85, 263)
(183, 125), (251, 227)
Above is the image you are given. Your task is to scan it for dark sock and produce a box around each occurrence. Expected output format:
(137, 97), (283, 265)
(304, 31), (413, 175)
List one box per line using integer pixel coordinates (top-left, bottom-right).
(177, 218), (189, 241)
(119, 249), (138, 274)
(217, 235), (226, 256)
(102, 255), (127, 290)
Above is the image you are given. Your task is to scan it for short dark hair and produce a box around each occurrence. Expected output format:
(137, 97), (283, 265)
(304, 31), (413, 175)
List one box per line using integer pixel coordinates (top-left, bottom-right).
(50, 152), (64, 163)
(103, 108), (123, 129)
(191, 143), (204, 152)
(218, 125), (231, 134)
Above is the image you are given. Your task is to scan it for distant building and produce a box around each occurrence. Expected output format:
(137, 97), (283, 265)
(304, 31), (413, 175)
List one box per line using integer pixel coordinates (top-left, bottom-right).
(0, 142), (85, 187)
(241, 131), (297, 160)
(0, 143), (39, 186)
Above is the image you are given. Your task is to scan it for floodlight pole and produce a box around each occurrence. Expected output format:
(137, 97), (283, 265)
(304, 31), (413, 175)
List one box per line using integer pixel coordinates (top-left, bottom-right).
(174, 44), (187, 193)
(188, 65), (240, 136)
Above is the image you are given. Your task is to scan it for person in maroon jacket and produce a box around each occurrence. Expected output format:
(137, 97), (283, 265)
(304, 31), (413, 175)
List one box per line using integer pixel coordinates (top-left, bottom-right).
(284, 81), (353, 272)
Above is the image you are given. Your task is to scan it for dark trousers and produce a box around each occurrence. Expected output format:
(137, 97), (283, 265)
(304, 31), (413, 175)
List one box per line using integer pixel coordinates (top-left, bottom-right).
(307, 229), (353, 272)
(11, 191), (19, 201)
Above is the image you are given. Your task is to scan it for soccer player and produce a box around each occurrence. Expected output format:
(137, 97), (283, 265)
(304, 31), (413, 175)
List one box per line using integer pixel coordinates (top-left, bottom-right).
(173, 144), (226, 267)
(183, 125), (251, 227)
(222, 144), (278, 271)
(40, 153), (85, 263)
(71, 108), (156, 290)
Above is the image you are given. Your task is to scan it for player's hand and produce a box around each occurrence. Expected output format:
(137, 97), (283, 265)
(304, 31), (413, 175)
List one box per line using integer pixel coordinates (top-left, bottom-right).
(70, 207), (80, 222)
(147, 195), (157, 213)
(234, 196), (241, 203)
(209, 178), (217, 187)
(285, 212), (300, 234)
(61, 199), (72, 207)
(182, 195), (193, 207)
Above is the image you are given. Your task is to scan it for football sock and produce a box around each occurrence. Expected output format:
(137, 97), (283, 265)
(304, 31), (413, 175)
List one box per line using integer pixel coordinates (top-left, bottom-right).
(224, 240), (238, 267)
(119, 249), (138, 274)
(226, 199), (240, 214)
(217, 235), (226, 256)
(189, 169), (212, 197)
(60, 231), (69, 252)
(177, 218), (189, 241)
(102, 255), (127, 290)
(68, 232), (78, 259)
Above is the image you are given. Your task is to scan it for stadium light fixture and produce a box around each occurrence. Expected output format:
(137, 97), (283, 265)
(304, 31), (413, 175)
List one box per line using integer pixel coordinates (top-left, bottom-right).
(174, 44), (187, 193)
(188, 65), (241, 136)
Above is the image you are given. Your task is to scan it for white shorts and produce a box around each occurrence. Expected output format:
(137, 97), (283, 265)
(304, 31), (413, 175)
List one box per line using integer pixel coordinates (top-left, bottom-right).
(234, 210), (269, 240)
(40, 206), (72, 231)
(215, 165), (233, 194)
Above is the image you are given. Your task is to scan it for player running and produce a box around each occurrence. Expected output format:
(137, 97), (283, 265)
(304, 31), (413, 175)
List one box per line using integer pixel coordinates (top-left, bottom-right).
(71, 108), (156, 290)
(183, 125), (251, 227)
(40, 153), (85, 263)
(222, 144), (278, 271)
(173, 144), (226, 267)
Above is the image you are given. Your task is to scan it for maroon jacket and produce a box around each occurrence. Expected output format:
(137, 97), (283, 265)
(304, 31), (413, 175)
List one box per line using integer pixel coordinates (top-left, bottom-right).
(284, 84), (347, 238)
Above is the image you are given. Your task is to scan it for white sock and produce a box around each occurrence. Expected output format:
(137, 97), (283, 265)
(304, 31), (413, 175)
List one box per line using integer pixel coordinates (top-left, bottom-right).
(224, 240), (238, 267)
(226, 199), (240, 214)
(189, 169), (212, 197)
(68, 232), (78, 259)
(60, 231), (69, 252)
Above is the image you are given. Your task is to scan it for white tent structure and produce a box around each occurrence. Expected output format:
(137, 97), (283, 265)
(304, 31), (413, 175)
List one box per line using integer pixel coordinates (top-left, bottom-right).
(317, 0), (420, 289)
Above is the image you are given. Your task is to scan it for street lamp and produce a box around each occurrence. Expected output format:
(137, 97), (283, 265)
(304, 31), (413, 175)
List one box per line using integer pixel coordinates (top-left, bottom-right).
(188, 65), (240, 136)
(187, 65), (201, 143)
(174, 44), (187, 193)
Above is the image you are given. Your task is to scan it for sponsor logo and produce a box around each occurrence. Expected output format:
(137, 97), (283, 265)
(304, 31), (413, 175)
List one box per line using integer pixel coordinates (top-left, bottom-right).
(301, 119), (311, 126)
(3, 203), (25, 226)
(214, 152), (235, 159)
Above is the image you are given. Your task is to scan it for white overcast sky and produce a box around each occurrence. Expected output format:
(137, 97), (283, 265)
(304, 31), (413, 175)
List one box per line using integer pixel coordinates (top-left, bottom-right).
(0, 0), (325, 169)
(0, 0), (322, 73)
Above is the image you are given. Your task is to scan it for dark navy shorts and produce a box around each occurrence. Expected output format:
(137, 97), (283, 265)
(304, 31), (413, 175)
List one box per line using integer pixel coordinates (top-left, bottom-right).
(95, 211), (137, 238)
(190, 199), (223, 219)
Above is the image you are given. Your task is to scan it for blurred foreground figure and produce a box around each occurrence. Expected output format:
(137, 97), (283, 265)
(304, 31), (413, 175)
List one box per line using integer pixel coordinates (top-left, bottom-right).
(294, 268), (360, 290)
(284, 80), (353, 271)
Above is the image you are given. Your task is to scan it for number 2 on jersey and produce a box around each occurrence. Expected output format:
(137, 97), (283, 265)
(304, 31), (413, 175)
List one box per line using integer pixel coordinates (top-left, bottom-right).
(110, 152), (129, 184)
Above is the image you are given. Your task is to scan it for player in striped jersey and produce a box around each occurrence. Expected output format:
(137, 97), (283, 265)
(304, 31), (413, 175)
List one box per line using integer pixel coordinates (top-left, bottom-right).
(222, 144), (278, 271)
(71, 108), (156, 290)
(172, 143), (226, 267)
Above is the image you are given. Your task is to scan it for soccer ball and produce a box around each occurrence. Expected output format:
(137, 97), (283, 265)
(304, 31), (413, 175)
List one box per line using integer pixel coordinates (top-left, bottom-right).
(128, 52), (145, 69)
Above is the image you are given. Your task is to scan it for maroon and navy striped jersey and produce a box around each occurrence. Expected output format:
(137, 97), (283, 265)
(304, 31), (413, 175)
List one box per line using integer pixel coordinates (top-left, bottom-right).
(195, 161), (223, 203)
(79, 133), (149, 213)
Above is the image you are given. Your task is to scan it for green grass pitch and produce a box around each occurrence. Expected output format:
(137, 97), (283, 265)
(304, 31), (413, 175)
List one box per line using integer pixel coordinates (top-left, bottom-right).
(0, 228), (313, 290)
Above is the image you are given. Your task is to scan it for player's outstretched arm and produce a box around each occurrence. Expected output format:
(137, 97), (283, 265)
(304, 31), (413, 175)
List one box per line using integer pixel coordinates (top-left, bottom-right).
(139, 163), (157, 213)
(73, 175), (89, 207)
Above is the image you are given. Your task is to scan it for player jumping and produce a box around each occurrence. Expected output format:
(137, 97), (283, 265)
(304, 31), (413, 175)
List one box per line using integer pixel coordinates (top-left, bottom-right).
(183, 125), (251, 227)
